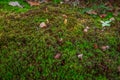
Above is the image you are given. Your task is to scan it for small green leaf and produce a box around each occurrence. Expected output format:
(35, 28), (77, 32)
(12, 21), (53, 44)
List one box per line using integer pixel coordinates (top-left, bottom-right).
(100, 20), (111, 27)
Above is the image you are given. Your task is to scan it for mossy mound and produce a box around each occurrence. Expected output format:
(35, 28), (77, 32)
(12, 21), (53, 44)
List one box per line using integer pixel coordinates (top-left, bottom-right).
(0, 3), (120, 80)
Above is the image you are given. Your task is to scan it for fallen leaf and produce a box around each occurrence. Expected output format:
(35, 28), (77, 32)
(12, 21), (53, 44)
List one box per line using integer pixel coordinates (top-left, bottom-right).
(62, 14), (67, 18)
(77, 54), (83, 60)
(64, 19), (67, 24)
(84, 28), (88, 32)
(26, 0), (40, 6)
(86, 26), (90, 29)
(39, 22), (47, 28)
(9, 1), (23, 8)
(100, 14), (107, 18)
(86, 9), (97, 15)
(83, 26), (90, 32)
(110, 17), (115, 21)
(94, 43), (98, 49)
(60, 1), (64, 4)
(46, 19), (49, 24)
(101, 45), (110, 51)
(54, 53), (61, 59)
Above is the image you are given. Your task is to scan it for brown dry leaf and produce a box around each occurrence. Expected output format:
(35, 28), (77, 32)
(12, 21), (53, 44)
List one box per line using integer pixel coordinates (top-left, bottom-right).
(64, 19), (67, 24)
(94, 43), (98, 49)
(86, 10), (97, 15)
(62, 14), (67, 18)
(100, 14), (107, 18)
(26, 0), (40, 6)
(39, 22), (47, 28)
(101, 45), (110, 51)
(110, 17), (115, 21)
(54, 53), (61, 59)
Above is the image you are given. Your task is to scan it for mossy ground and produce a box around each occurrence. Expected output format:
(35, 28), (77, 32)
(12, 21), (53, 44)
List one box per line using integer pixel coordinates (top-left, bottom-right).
(0, 0), (120, 80)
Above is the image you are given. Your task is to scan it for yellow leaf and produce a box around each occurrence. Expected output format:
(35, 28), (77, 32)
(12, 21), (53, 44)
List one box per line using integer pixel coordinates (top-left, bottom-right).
(26, 0), (40, 6)
(64, 19), (67, 24)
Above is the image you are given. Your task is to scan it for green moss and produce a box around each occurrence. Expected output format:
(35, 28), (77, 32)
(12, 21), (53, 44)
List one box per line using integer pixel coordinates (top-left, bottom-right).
(0, 1), (120, 80)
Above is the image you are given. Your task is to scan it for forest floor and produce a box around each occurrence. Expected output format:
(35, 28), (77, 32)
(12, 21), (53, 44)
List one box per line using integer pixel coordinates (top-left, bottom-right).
(0, 0), (120, 80)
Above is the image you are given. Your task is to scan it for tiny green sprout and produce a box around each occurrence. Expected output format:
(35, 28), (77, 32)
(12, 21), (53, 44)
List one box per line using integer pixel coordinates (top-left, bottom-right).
(100, 20), (112, 27)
